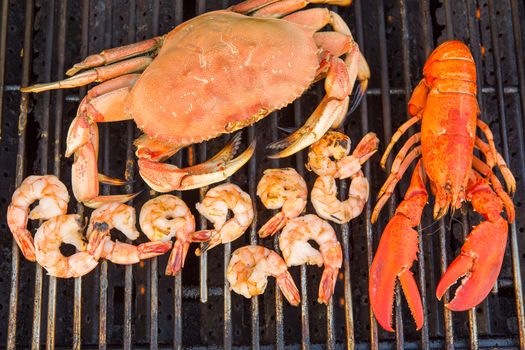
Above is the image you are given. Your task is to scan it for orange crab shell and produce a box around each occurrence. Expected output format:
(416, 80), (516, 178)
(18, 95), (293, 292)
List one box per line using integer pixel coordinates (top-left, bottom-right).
(128, 11), (320, 146)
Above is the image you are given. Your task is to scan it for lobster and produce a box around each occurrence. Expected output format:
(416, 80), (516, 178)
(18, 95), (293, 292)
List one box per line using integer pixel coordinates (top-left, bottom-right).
(368, 40), (516, 331)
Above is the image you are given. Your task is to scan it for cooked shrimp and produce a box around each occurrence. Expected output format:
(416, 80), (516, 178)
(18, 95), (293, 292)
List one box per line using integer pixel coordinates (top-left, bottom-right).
(7, 175), (69, 261)
(194, 183), (254, 255)
(140, 195), (211, 275)
(87, 203), (171, 265)
(307, 131), (379, 179)
(307, 131), (351, 177)
(279, 215), (342, 304)
(311, 173), (369, 224)
(34, 214), (105, 278)
(256, 168), (307, 237)
(226, 245), (300, 306)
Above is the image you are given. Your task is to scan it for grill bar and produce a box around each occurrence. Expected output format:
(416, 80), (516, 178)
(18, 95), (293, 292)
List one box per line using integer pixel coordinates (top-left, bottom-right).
(123, 1), (137, 349)
(488, 1), (525, 349)
(247, 124), (260, 349)
(43, 0), (57, 348)
(7, 1), (34, 348)
(270, 112), (285, 349)
(0, 0), (7, 139)
(510, 1), (525, 346)
(353, 1), (379, 348)
(399, 1), (431, 348)
(375, 0), (406, 347)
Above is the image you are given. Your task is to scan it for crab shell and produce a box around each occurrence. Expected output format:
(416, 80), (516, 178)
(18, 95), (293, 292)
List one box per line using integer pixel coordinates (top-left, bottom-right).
(128, 10), (319, 146)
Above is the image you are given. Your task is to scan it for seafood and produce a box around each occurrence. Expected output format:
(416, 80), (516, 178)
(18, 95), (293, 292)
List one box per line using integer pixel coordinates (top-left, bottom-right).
(306, 131), (378, 179)
(226, 245), (300, 306)
(87, 203), (171, 265)
(308, 132), (378, 223)
(256, 168), (307, 237)
(34, 214), (104, 278)
(7, 175), (69, 261)
(140, 195), (211, 275)
(279, 215), (342, 304)
(311, 174), (368, 224)
(369, 41), (515, 332)
(195, 183), (254, 255)
(21, 0), (368, 206)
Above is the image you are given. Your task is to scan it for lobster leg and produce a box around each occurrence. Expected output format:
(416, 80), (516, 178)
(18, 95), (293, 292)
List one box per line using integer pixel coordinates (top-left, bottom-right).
(436, 170), (510, 311)
(369, 160), (427, 331)
(475, 138), (516, 194)
(380, 80), (428, 168)
(472, 156), (515, 222)
(371, 146), (422, 223)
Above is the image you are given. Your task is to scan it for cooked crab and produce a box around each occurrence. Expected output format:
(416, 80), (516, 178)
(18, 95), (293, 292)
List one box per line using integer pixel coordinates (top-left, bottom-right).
(22, 0), (369, 207)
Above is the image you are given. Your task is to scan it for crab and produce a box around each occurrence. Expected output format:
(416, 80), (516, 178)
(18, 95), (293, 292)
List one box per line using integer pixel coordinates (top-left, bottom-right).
(22, 0), (369, 207)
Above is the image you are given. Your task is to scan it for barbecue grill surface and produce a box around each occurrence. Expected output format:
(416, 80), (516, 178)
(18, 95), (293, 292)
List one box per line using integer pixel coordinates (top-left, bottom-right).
(1, 0), (525, 348)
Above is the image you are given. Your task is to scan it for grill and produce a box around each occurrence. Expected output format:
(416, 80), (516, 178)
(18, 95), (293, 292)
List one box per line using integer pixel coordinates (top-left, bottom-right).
(1, 0), (525, 348)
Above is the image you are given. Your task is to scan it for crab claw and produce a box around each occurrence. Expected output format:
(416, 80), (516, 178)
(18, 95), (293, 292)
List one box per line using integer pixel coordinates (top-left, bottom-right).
(436, 172), (509, 311)
(370, 160), (427, 331)
(369, 215), (423, 331)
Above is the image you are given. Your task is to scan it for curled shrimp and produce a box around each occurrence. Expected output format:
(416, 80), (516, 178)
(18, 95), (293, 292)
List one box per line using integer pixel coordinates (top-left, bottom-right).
(308, 132), (378, 224)
(256, 168), (307, 237)
(279, 215), (342, 304)
(226, 245), (300, 306)
(311, 174), (369, 224)
(34, 214), (104, 278)
(87, 203), (171, 265)
(7, 175), (69, 261)
(307, 131), (379, 179)
(194, 183), (254, 255)
(140, 195), (211, 275)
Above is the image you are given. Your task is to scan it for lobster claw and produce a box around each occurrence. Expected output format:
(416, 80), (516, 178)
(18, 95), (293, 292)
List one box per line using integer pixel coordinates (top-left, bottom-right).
(436, 217), (508, 311)
(369, 215), (424, 331)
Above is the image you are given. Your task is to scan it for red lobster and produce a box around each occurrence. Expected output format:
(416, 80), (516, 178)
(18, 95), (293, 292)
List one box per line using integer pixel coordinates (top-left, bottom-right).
(369, 40), (516, 331)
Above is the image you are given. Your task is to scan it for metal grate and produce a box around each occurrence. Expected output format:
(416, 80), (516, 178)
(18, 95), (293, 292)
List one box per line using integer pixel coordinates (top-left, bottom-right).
(1, 0), (525, 348)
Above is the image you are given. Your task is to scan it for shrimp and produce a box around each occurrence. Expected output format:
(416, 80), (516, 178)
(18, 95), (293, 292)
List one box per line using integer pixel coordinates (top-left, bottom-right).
(226, 245), (300, 306)
(256, 168), (307, 237)
(307, 131), (379, 179)
(140, 195), (211, 275)
(87, 203), (171, 265)
(194, 183), (254, 255)
(307, 131), (351, 177)
(34, 214), (105, 278)
(7, 175), (69, 261)
(279, 215), (342, 304)
(309, 132), (378, 224)
(311, 173), (369, 224)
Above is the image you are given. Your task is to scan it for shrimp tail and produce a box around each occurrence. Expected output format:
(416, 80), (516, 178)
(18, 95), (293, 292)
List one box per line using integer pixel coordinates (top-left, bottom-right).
(277, 271), (301, 306)
(318, 267), (339, 304)
(258, 212), (287, 238)
(137, 241), (172, 259)
(87, 222), (110, 260)
(194, 230), (219, 256)
(165, 240), (188, 276)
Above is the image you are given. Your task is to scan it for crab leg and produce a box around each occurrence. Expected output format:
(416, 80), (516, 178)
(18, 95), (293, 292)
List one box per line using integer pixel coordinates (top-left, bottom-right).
(21, 57), (151, 93)
(231, 0), (351, 16)
(66, 37), (163, 76)
(436, 170), (510, 311)
(138, 134), (256, 192)
(65, 76), (141, 207)
(369, 160), (427, 332)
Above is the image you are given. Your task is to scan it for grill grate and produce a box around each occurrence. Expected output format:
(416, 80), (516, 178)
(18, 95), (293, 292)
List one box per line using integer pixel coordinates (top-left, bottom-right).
(1, 0), (525, 348)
